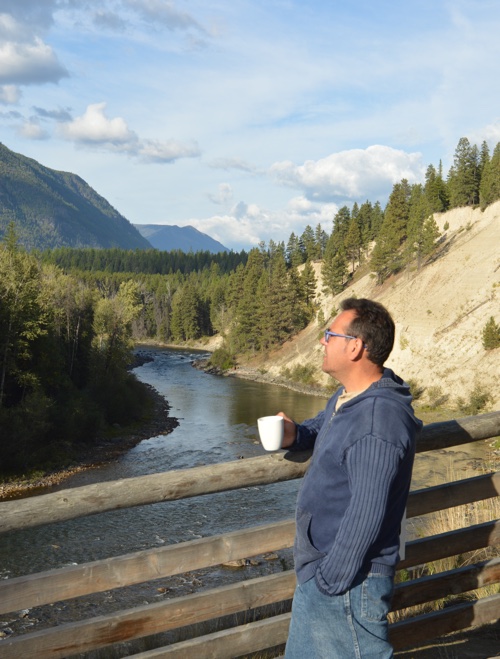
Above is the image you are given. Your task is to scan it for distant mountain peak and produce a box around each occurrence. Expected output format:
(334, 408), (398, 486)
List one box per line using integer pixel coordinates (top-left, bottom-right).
(134, 223), (229, 253)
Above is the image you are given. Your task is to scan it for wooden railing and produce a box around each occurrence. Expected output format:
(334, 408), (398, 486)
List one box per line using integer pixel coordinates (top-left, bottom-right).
(0, 411), (499, 658)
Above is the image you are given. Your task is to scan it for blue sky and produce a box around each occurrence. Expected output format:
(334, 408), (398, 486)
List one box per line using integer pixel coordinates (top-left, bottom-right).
(1, 0), (499, 250)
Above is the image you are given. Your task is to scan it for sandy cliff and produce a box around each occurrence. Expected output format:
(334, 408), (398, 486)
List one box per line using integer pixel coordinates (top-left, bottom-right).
(251, 201), (500, 408)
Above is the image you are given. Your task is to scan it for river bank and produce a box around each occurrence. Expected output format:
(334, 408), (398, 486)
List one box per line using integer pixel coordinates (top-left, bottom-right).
(0, 382), (178, 500)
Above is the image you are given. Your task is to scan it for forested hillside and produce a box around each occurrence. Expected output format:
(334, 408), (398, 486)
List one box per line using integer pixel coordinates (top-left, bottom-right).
(0, 143), (151, 250)
(1, 135), (499, 477)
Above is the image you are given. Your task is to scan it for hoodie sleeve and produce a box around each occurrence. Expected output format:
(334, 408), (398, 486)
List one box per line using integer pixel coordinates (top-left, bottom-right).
(288, 409), (326, 451)
(315, 434), (403, 595)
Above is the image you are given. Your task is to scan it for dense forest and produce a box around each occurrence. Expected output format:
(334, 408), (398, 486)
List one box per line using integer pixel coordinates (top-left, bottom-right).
(1, 136), (499, 477)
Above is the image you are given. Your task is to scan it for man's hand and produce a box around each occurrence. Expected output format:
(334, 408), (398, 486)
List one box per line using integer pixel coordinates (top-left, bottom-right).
(277, 411), (297, 448)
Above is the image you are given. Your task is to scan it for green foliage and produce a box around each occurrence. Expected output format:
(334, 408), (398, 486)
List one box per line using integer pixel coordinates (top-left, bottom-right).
(0, 143), (149, 251)
(480, 142), (500, 210)
(207, 347), (236, 371)
(456, 384), (493, 416)
(482, 316), (500, 350)
(281, 363), (317, 386)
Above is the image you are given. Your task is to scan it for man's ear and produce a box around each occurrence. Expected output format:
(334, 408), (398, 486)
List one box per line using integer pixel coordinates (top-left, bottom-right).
(348, 338), (364, 362)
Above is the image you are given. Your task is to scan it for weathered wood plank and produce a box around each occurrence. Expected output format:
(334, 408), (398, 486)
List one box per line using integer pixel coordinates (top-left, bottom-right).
(0, 573), (296, 659)
(0, 453), (307, 534)
(392, 558), (500, 610)
(1, 509), (498, 615)
(400, 519), (500, 569)
(407, 471), (500, 518)
(390, 593), (500, 650)
(128, 613), (291, 659)
(416, 411), (500, 453)
(0, 520), (295, 615)
(1, 412), (499, 534)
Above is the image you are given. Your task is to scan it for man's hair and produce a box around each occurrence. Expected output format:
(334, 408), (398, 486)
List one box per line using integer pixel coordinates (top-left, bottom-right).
(340, 298), (395, 367)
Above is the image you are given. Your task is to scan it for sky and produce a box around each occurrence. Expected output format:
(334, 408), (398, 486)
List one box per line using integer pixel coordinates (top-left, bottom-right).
(0, 1), (499, 251)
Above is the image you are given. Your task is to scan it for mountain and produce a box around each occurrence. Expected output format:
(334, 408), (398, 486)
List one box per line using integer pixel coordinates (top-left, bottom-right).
(0, 143), (151, 250)
(134, 224), (229, 253)
(239, 201), (500, 409)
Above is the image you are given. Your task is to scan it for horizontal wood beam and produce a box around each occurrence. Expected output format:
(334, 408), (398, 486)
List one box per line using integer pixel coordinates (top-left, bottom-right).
(390, 593), (500, 651)
(407, 471), (500, 518)
(1, 508), (498, 615)
(392, 558), (500, 611)
(0, 520), (295, 615)
(1, 411), (499, 534)
(0, 573), (296, 659)
(399, 519), (500, 570)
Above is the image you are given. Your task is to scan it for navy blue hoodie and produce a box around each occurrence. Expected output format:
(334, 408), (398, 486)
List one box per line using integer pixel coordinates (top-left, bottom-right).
(290, 368), (422, 595)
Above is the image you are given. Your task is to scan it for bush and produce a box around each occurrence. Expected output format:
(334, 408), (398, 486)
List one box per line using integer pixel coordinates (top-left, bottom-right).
(456, 384), (492, 416)
(281, 363), (317, 386)
(482, 316), (500, 350)
(406, 378), (425, 401)
(207, 347), (235, 371)
(425, 385), (449, 409)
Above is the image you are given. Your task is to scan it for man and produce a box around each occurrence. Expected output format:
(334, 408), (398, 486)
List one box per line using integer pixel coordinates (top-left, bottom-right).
(279, 298), (422, 658)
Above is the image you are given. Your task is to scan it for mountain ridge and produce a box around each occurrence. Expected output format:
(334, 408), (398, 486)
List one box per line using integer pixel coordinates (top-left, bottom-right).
(0, 143), (151, 250)
(134, 223), (229, 253)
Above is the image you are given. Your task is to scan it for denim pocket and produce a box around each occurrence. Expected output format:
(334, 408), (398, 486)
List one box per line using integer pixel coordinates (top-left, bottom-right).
(361, 573), (393, 622)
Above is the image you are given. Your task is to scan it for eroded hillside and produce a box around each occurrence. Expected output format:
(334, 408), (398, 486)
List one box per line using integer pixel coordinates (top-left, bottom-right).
(248, 201), (500, 409)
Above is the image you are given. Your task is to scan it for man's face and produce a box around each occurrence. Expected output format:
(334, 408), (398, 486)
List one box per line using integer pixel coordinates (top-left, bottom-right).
(320, 309), (358, 380)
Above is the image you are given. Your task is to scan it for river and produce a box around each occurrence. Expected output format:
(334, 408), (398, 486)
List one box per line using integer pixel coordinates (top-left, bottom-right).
(0, 346), (327, 581)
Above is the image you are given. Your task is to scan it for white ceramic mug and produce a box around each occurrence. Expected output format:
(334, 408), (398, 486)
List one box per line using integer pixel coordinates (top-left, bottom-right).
(257, 415), (284, 451)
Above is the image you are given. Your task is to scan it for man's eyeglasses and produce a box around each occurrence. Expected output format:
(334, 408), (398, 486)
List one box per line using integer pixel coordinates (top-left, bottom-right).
(324, 330), (367, 349)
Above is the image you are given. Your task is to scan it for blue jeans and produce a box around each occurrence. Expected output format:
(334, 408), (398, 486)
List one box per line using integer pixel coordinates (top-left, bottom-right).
(285, 572), (394, 659)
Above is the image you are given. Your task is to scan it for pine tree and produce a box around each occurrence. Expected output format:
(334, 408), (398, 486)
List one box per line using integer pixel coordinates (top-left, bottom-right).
(479, 142), (500, 210)
(482, 316), (500, 350)
(322, 233), (347, 295)
(344, 215), (362, 271)
(447, 137), (480, 207)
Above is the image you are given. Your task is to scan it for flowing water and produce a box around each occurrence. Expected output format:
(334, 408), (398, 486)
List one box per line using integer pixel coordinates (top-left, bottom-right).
(0, 346), (327, 580)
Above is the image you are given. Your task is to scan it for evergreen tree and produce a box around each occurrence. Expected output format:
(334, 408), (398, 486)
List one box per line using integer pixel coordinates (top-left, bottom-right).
(314, 224), (328, 259)
(482, 316), (500, 350)
(424, 164), (448, 213)
(286, 232), (304, 267)
(300, 259), (317, 305)
(300, 225), (316, 261)
(370, 180), (411, 282)
(322, 233), (348, 295)
(344, 215), (362, 271)
(447, 137), (480, 207)
(479, 142), (500, 210)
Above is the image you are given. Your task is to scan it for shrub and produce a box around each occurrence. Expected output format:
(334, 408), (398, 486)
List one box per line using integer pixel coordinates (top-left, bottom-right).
(207, 347), (235, 371)
(406, 378), (425, 401)
(281, 363), (317, 386)
(425, 385), (449, 409)
(456, 384), (492, 416)
(482, 316), (500, 350)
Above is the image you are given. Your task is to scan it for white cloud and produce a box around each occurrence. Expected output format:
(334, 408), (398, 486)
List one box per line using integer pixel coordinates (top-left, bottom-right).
(17, 119), (49, 140)
(0, 84), (20, 104)
(180, 196), (339, 250)
(124, 0), (207, 33)
(468, 121), (500, 148)
(207, 182), (233, 205)
(59, 102), (201, 163)
(137, 138), (200, 163)
(60, 102), (136, 145)
(0, 36), (68, 85)
(270, 146), (426, 202)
